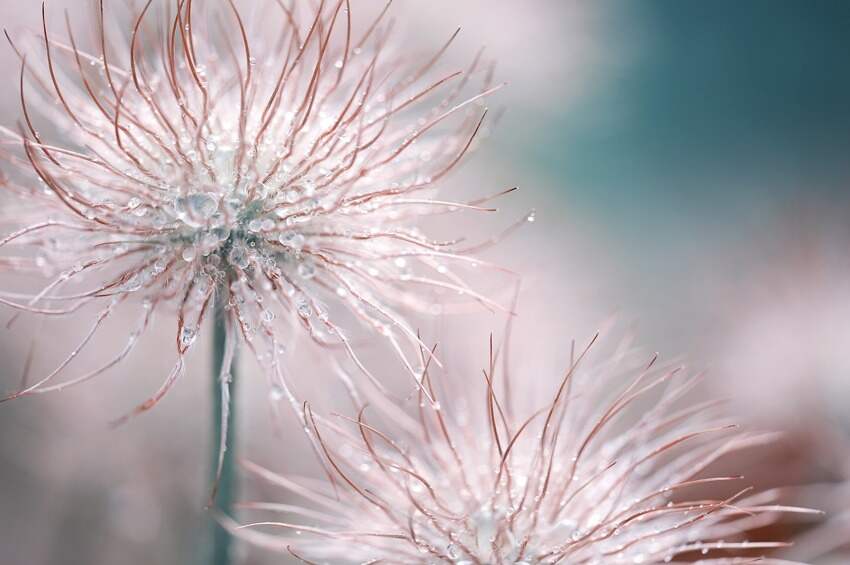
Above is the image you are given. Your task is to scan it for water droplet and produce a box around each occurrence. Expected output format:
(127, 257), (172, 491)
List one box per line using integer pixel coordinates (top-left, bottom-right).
(297, 261), (316, 280)
(279, 231), (305, 250)
(269, 384), (284, 401)
(228, 246), (250, 269)
(123, 274), (142, 292)
(284, 188), (301, 203)
(175, 193), (219, 227)
(296, 299), (311, 318)
(180, 327), (197, 347)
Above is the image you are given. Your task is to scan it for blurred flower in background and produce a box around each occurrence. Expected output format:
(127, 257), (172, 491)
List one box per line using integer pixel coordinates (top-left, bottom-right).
(709, 199), (850, 563)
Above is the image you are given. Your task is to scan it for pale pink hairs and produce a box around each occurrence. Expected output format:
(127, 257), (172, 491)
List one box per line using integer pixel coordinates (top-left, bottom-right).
(0, 0), (525, 421)
(235, 327), (818, 563)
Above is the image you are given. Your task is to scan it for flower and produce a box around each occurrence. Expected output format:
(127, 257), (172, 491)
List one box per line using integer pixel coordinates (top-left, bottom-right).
(704, 200), (850, 563)
(238, 331), (816, 563)
(0, 1), (515, 417)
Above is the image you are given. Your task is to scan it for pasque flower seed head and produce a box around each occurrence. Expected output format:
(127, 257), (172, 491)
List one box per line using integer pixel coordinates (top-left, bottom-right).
(0, 0), (515, 417)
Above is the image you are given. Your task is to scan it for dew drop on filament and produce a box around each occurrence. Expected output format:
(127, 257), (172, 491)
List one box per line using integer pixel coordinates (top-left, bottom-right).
(269, 384), (284, 402)
(180, 327), (197, 347)
(175, 193), (219, 227)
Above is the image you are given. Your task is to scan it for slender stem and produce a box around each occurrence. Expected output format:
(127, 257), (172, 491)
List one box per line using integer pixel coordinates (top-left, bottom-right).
(210, 297), (237, 565)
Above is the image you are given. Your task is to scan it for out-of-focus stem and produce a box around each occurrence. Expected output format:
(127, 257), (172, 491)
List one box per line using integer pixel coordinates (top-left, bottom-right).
(210, 297), (237, 565)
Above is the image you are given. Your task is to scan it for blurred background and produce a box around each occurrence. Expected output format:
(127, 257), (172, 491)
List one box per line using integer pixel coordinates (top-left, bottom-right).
(1, 1), (849, 563)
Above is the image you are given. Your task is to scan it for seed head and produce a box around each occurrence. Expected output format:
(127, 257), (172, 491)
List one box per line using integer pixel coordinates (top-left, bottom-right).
(239, 333), (815, 563)
(0, 1), (514, 415)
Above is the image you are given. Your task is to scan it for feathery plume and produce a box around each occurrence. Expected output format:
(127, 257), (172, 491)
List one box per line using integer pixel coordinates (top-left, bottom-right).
(238, 332), (816, 564)
(0, 0), (517, 416)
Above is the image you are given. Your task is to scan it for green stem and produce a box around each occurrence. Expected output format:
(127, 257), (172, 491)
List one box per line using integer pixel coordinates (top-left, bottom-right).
(210, 298), (237, 565)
